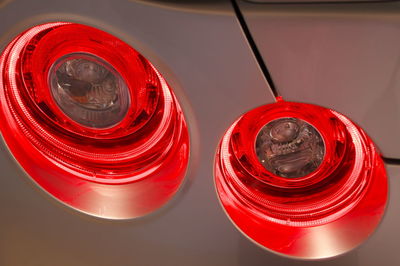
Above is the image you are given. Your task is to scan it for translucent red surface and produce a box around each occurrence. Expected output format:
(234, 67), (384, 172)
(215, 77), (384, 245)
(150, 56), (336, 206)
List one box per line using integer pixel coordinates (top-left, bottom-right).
(0, 23), (189, 219)
(215, 101), (387, 259)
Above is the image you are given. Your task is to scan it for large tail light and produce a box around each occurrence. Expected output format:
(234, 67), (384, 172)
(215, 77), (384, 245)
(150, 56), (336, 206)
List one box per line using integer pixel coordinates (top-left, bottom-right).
(215, 100), (387, 259)
(0, 22), (189, 219)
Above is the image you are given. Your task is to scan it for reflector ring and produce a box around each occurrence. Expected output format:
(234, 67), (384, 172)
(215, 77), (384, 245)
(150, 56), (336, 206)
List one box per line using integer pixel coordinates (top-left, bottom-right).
(215, 101), (387, 259)
(0, 22), (190, 219)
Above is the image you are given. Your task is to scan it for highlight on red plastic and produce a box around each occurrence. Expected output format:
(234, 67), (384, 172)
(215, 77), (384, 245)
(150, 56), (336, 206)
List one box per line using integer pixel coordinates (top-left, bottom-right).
(0, 22), (189, 219)
(214, 101), (388, 259)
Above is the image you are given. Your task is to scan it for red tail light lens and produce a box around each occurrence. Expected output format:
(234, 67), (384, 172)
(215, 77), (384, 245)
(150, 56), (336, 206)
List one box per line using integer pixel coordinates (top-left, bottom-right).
(0, 22), (189, 219)
(215, 100), (387, 259)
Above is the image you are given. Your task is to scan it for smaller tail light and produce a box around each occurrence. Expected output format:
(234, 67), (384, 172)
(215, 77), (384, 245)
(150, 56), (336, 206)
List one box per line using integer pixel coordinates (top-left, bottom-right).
(215, 100), (387, 259)
(0, 22), (189, 219)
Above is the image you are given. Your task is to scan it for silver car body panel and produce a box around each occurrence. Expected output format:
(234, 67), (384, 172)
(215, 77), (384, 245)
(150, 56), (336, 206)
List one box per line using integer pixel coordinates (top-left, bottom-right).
(238, 0), (400, 159)
(0, 0), (397, 265)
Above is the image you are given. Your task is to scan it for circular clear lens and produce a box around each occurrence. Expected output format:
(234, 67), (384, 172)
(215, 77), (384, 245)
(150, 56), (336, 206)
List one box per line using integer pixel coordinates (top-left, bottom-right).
(255, 118), (325, 178)
(49, 53), (130, 128)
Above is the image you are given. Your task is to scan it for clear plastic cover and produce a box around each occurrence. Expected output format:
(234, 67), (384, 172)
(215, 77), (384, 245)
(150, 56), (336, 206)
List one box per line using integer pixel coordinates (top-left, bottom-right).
(255, 117), (325, 178)
(49, 53), (130, 128)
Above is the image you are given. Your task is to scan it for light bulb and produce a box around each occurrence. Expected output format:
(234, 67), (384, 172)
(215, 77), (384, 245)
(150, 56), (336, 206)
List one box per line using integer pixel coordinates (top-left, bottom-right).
(255, 117), (325, 178)
(49, 53), (130, 128)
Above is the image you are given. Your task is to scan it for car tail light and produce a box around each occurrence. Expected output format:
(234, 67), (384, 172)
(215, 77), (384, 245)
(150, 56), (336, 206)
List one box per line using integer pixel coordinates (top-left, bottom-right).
(0, 22), (189, 219)
(215, 100), (387, 259)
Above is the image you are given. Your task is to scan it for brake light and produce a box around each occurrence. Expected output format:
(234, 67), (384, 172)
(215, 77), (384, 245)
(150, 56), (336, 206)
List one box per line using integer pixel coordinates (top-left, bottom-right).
(0, 22), (189, 219)
(215, 100), (387, 259)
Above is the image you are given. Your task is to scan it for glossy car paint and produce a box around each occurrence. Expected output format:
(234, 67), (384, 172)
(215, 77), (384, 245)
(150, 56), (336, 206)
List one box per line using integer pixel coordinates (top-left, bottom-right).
(237, 0), (400, 159)
(0, 0), (398, 265)
(246, 0), (393, 3)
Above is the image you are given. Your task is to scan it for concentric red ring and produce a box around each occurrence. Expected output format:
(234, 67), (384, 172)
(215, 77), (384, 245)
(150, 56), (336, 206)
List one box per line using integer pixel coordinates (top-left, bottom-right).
(0, 22), (189, 219)
(215, 101), (387, 259)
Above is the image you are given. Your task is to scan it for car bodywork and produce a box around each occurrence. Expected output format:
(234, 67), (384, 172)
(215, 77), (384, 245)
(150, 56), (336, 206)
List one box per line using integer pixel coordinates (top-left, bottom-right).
(0, 0), (399, 265)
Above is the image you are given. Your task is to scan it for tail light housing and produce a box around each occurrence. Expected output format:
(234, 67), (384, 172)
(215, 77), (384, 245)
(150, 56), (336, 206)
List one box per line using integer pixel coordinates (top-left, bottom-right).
(215, 100), (387, 259)
(0, 22), (189, 219)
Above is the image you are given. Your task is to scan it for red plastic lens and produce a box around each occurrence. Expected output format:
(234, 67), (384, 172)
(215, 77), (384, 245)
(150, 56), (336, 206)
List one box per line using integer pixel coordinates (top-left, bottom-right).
(215, 101), (387, 259)
(0, 22), (189, 219)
